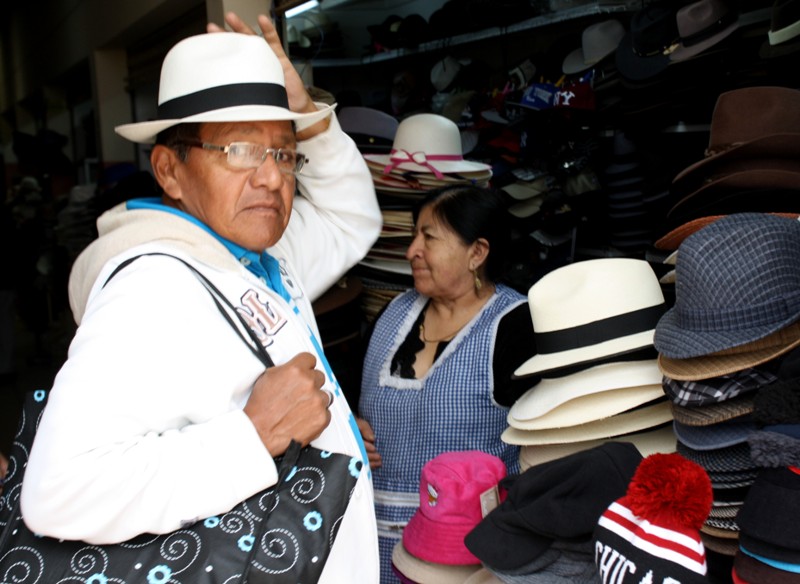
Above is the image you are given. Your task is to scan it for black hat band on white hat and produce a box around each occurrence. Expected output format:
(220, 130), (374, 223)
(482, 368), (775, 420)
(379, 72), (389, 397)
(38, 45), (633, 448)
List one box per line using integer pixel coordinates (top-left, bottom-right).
(534, 303), (664, 355)
(158, 82), (289, 120)
(680, 10), (738, 47)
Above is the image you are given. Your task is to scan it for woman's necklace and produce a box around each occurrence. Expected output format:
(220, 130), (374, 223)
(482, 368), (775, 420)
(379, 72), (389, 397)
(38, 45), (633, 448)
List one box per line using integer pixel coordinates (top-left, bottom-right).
(418, 321), (464, 343)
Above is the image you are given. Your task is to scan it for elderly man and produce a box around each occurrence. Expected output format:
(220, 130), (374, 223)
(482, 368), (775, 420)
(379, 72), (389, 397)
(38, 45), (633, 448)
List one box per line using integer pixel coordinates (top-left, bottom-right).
(20, 12), (381, 582)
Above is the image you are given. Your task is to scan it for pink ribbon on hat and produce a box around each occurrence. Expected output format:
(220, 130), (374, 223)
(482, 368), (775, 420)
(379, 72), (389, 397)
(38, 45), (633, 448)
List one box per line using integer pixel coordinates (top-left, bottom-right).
(382, 149), (464, 180)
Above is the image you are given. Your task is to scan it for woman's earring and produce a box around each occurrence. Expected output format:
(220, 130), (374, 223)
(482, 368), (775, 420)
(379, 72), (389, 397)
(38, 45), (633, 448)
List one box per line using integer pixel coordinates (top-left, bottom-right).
(473, 269), (482, 291)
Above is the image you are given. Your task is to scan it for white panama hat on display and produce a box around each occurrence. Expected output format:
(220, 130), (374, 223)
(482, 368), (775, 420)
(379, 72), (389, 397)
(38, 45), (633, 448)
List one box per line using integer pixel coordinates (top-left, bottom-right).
(509, 359), (664, 430)
(514, 258), (666, 378)
(519, 424), (677, 470)
(502, 399), (673, 446)
(364, 113), (492, 178)
(115, 32), (334, 144)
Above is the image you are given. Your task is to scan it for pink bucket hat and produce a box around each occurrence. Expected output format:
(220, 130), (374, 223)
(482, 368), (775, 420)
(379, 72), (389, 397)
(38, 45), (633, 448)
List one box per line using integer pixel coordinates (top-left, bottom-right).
(403, 451), (507, 565)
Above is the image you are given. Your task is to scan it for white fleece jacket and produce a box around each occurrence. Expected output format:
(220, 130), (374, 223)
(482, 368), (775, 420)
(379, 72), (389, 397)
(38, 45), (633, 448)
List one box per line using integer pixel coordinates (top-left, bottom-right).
(20, 114), (382, 583)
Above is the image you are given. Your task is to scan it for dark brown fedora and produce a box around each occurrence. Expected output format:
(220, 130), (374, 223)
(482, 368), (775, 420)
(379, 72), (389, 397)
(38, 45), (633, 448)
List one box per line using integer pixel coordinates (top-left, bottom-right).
(672, 86), (800, 185)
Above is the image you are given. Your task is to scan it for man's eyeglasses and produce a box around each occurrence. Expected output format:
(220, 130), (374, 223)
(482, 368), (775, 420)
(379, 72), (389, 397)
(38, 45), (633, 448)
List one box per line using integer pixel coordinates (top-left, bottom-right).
(180, 141), (307, 174)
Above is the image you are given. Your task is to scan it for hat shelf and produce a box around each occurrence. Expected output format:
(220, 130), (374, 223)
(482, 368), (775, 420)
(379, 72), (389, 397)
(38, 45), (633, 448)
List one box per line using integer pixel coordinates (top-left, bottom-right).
(307, 2), (635, 68)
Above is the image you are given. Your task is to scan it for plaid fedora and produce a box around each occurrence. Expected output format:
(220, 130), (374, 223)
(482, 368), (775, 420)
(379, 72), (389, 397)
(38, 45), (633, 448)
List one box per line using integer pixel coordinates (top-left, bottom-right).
(654, 213), (800, 360)
(662, 367), (777, 407)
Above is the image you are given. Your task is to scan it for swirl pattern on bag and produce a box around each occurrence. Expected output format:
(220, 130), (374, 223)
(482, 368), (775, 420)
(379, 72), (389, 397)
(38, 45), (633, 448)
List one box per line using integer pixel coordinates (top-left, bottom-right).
(0, 390), (362, 584)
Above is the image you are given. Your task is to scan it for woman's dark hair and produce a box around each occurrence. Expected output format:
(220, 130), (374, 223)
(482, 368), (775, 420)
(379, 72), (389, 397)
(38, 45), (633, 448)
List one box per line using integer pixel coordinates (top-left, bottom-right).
(413, 184), (511, 284)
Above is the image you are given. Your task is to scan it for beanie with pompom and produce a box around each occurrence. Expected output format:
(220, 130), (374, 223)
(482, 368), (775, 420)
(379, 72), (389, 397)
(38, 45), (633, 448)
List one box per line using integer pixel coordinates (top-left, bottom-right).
(592, 452), (713, 584)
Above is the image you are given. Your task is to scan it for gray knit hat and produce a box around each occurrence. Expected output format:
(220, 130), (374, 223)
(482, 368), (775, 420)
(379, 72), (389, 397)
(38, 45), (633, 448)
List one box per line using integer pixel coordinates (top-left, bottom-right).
(655, 213), (800, 359)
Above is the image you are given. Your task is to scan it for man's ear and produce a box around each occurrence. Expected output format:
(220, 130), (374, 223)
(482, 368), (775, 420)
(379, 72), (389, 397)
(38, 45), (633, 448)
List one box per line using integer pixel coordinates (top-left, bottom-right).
(150, 145), (183, 203)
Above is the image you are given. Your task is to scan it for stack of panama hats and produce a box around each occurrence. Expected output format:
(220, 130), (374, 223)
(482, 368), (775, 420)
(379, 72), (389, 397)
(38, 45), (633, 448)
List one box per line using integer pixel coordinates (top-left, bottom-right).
(653, 212), (800, 555)
(391, 451), (506, 584)
(465, 442), (642, 584)
(504, 258), (677, 470)
(660, 86), (800, 232)
(356, 113), (493, 319)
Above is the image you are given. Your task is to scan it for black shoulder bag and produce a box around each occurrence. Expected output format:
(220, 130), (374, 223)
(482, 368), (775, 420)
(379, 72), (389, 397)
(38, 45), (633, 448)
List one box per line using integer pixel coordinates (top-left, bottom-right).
(0, 253), (363, 583)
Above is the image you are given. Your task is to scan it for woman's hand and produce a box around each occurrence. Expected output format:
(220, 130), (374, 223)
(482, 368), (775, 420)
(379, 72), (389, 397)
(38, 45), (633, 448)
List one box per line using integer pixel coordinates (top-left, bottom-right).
(356, 417), (382, 470)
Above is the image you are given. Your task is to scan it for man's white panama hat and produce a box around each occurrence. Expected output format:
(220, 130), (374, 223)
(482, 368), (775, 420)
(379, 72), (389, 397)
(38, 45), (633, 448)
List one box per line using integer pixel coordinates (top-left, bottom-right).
(115, 32), (334, 144)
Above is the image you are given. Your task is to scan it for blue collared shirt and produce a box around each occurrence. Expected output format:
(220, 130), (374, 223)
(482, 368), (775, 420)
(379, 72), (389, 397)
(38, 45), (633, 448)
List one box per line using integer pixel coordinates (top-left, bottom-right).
(127, 198), (290, 302)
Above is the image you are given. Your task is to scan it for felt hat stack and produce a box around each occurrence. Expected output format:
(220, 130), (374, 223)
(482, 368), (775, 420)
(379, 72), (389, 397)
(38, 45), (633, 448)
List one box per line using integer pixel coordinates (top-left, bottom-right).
(654, 212), (800, 554)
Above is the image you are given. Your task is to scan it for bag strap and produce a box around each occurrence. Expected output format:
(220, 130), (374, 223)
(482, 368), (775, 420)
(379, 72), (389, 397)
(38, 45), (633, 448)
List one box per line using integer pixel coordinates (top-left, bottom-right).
(104, 253), (273, 368)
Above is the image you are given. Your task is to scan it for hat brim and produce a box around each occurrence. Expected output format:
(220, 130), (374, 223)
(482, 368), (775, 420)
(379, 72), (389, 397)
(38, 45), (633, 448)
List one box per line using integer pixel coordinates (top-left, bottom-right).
(403, 511), (482, 566)
(392, 542), (482, 583)
(510, 384), (666, 430)
(655, 301), (800, 360)
(614, 33), (671, 81)
(671, 396), (755, 427)
(510, 359), (661, 422)
(669, 20), (739, 62)
(658, 321), (800, 381)
(363, 153), (492, 175)
(519, 423), (676, 470)
(115, 102), (336, 144)
(672, 135), (800, 185)
(502, 399), (673, 445)
(673, 417), (756, 450)
(514, 330), (656, 378)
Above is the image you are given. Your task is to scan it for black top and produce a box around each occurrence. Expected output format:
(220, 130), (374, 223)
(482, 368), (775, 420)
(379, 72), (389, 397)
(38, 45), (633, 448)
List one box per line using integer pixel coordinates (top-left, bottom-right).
(385, 301), (539, 407)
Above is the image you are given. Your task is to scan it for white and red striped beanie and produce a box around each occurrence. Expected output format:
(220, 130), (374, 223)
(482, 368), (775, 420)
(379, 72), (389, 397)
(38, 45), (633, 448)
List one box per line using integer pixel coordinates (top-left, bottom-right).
(592, 452), (713, 584)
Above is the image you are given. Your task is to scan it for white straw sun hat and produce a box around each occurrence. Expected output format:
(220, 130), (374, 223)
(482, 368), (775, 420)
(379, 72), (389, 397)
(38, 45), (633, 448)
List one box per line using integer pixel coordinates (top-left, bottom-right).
(509, 359), (663, 430)
(363, 113), (492, 178)
(115, 32), (334, 144)
(515, 258), (666, 378)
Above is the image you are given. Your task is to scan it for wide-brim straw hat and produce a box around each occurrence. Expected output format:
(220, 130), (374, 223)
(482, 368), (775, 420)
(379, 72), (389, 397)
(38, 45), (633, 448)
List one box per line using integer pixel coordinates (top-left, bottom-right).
(519, 424), (676, 470)
(509, 360), (663, 430)
(515, 258), (665, 378)
(363, 113), (492, 177)
(115, 33), (334, 144)
(502, 399), (673, 445)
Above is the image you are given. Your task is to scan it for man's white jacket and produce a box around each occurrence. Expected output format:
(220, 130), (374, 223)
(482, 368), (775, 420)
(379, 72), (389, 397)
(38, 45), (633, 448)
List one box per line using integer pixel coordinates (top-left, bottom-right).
(20, 114), (382, 583)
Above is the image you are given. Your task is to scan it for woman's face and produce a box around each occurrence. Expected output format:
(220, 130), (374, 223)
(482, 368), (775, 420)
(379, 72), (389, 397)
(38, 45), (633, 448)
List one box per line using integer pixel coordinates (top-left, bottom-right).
(406, 206), (475, 299)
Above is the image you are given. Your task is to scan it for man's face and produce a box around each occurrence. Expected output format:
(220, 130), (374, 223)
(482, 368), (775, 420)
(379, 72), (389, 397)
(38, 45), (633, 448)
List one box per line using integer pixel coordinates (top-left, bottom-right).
(165, 120), (298, 252)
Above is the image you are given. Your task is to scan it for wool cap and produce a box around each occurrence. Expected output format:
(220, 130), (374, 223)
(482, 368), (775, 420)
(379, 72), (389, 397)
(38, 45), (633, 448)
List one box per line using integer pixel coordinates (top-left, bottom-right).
(592, 453), (712, 584)
(465, 442), (642, 572)
(655, 213), (800, 359)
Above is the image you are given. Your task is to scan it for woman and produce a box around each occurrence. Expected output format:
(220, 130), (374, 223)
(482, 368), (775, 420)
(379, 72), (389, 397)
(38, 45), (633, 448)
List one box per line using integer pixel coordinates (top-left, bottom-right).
(358, 185), (537, 582)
